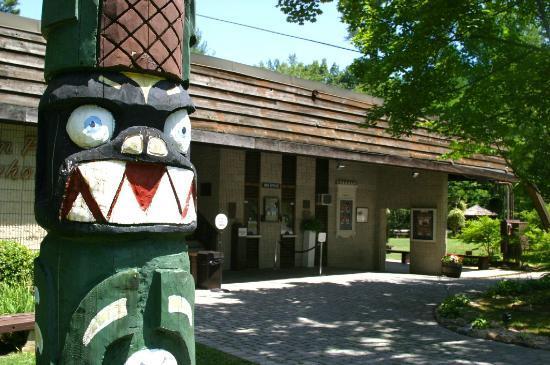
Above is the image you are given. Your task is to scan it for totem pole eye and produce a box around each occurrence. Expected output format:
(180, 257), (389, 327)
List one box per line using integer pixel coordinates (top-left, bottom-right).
(66, 105), (115, 149)
(164, 109), (191, 155)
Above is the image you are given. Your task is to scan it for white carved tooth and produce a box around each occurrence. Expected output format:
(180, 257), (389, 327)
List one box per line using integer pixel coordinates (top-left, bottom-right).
(83, 298), (127, 346)
(166, 167), (195, 224)
(78, 161), (126, 217)
(167, 295), (193, 327)
(146, 173), (182, 223)
(67, 193), (94, 222)
(147, 137), (168, 157)
(108, 178), (146, 224)
(121, 135), (144, 155)
(182, 195), (196, 225)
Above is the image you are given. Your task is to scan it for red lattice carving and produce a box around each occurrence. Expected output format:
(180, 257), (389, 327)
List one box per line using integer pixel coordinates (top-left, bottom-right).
(99, 0), (185, 78)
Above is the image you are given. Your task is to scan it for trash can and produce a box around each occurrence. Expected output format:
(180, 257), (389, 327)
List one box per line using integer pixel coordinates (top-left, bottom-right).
(197, 251), (224, 289)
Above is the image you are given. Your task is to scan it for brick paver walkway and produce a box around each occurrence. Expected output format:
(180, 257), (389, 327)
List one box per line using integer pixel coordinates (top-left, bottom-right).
(195, 269), (550, 365)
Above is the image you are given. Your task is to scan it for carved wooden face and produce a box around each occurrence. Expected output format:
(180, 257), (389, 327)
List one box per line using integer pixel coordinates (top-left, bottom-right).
(36, 71), (196, 234)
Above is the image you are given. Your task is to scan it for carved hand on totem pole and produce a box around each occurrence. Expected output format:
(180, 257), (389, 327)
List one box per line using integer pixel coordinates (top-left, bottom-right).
(35, 1), (198, 364)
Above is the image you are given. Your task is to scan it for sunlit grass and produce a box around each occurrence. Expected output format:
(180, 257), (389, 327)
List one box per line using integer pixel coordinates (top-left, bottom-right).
(0, 344), (256, 365)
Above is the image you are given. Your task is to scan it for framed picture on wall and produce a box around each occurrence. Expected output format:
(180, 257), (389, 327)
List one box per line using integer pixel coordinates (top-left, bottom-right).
(264, 196), (279, 222)
(411, 208), (436, 241)
(339, 199), (353, 230)
(356, 207), (368, 223)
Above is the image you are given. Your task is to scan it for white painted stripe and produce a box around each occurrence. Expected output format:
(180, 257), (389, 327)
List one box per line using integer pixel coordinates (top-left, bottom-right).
(35, 322), (43, 355)
(83, 298), (127, 346)
(167, 295), (193, 327)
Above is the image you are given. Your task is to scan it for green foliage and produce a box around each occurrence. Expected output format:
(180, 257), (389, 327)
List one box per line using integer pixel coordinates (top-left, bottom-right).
(460, 217), (501, 257)
(0, 241), (36, 287)
(191, 29), (211, 56)
(448, 181), (504, 217)
(447, 208), (466, 235)
(0, 284), (34, 315)
(277, 0), (332, 25)
(0, 0), (19, 14)
(387, 208), (410, 231)
(487, 276), (550, 297)
(301, 217), (322, 232)
(438, 294), (470, 318)
(279, 0), (550, 196)
(259, 54), (361, 90)
(471, 316), (490, 329)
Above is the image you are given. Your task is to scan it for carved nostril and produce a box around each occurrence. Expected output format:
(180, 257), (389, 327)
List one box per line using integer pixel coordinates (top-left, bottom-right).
(147, 137), (168, 157)
(121, 135), (143, 155)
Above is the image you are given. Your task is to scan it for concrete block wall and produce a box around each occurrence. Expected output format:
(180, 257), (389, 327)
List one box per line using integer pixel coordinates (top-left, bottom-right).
(327, 160), (379, 270)
(217, 147), (245, 269)
(190, 143), (220, 230)
(376, 167), (448, 275)
(294, 156), (316, 267)
(259, 152), (282, 269)
(0, 123), (45, 249)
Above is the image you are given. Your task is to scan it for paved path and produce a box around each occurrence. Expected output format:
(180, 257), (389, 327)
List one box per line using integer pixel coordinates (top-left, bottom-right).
(195, 269), (550, 365)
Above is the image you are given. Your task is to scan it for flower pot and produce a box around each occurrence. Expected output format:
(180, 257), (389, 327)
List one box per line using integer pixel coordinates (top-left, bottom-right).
(442, 262), (462, 278)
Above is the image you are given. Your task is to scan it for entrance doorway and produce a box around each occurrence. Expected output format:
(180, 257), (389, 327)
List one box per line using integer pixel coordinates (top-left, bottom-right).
(385, 209), (411, 273)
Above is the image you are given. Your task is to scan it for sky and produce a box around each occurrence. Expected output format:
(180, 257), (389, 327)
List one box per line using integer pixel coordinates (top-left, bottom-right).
(19, 0), (359, 68)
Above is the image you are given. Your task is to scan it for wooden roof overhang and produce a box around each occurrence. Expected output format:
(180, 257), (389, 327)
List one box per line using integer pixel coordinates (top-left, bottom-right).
(0, 12), (516, 183)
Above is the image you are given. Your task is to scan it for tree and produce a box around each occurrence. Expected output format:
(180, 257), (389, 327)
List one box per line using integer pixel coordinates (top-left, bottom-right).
(278, 0), (550, 228)
(447, 208), (466, 236)
(191, 29), (212, 56)
(460, 216), (501, 257)
(259, 54), (360, 90)
(0, 0), (19, 14)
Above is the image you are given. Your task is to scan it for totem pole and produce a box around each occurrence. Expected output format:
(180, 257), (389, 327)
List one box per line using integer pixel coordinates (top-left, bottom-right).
(34, 1), (197, 364)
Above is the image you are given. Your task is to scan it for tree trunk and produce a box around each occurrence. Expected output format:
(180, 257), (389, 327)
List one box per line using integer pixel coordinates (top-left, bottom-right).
(524, 182), (550, 232)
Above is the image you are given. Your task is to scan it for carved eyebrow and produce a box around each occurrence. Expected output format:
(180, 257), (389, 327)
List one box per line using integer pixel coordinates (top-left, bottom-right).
(98, 75), (122, 90)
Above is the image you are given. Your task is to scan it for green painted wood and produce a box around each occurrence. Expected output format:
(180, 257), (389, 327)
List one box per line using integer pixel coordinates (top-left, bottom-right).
(35, 235), (196, 364)
(41, 0), (77, 32)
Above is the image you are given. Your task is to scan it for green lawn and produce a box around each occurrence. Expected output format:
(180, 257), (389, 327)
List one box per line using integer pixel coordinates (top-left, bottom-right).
(386, 237), (484, 261)
(0, 343), (255, 365)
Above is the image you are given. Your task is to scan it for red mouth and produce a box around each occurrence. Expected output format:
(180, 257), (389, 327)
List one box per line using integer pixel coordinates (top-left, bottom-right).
(60, 160), (196, 225)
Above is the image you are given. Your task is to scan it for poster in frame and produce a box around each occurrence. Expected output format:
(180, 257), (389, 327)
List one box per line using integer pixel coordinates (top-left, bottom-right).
(411, 208), (436, 241)
(264, 196), (279, 222)
(356, 207), (368, 223)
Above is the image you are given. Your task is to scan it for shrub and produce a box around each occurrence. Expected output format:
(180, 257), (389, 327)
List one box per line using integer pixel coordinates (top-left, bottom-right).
(486, 276), (550, 297)
(438, 294), (470, 318)
(0, 241), (36, 287)
(471, 316), (489, 329)
(447, 208), (465, 235)
(460, 217), (501, 257)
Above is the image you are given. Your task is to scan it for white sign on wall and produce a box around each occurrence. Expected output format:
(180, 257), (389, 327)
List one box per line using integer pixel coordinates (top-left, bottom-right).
(215, 213), (228, 230)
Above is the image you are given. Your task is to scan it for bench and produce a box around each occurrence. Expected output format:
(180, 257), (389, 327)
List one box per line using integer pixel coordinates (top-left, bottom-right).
(386, 249), (410, 264)
(448, 254), (490, 270)
(0, 313), (35, 334)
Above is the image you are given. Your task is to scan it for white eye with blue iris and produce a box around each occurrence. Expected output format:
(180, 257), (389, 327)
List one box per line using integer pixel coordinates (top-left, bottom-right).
(164, 109), (191, 155)
(66, 105), (115, 149)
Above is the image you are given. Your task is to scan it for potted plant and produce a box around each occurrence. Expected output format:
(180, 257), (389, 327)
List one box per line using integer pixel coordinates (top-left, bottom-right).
(441, 254), (463, 278)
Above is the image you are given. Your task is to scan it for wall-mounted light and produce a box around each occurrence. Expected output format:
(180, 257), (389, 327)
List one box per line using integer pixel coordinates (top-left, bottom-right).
(337, 160), (346, 170)
(412, 171), (420, 178)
